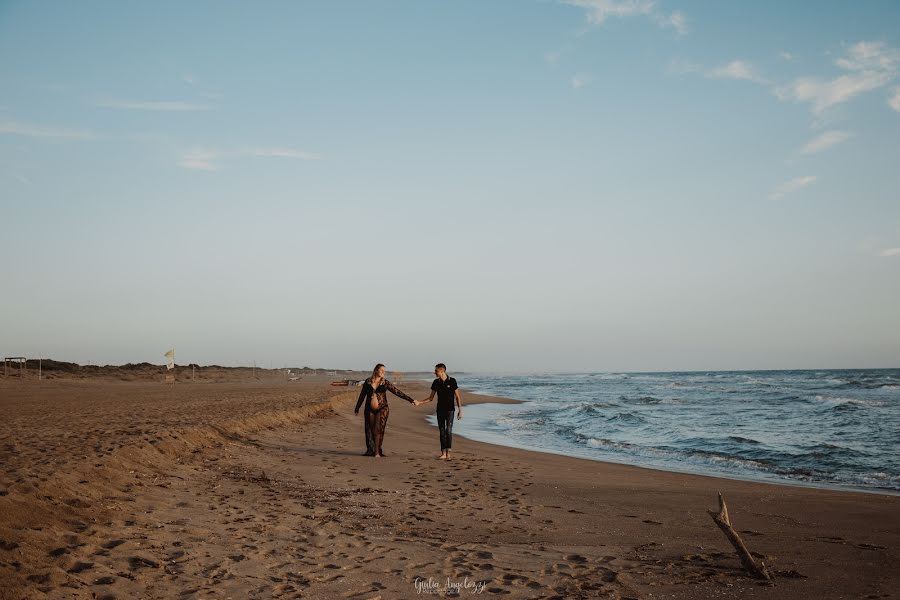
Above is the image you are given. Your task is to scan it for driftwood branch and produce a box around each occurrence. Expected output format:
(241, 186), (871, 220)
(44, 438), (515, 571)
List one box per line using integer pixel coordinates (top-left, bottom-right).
(707, 492), (772, 581)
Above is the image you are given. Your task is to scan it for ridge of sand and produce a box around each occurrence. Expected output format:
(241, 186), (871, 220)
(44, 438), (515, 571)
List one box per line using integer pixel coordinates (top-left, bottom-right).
(1, 379), (898, 599)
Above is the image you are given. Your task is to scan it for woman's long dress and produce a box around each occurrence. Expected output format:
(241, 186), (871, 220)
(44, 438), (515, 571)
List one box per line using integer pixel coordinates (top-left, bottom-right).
(355, 378), (415, 455)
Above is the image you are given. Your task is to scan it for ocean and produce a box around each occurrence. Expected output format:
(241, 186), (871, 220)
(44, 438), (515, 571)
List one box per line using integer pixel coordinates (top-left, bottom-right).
(432, 369), (900, 495)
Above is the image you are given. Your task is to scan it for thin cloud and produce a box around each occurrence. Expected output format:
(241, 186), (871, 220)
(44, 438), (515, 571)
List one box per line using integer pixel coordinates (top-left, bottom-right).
(97, 98), (212, 111)
(247, 147), (321, 160)
(879, 247), (900, 257)
(835, 41), (900, 72)
(654, 9), (687, 35)
(670, 58), (768, 85)
(545, 46), (571, 65)
(779, 51), (795, 61)
(774, 72), (891, 114)
(708, 60), (769, 84)
(0, 120), (95, 139)
(179, 146), (321, 170)
(570, 73), (592, 89)
(800, 130), (852, 154)
(668, 57), (702, 76)
(774, 41), (900, 114)
(179, 149), (220, 171)
(566, 0), (654, 23)
(769, 175), (817, 200)
(889, 87), (900, 112)
(180, 75), (225, 99)
(563, 0), (688, 35)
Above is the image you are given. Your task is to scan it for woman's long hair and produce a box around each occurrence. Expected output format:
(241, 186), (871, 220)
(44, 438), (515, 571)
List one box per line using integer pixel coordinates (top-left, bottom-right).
(370, 363), (385, 384)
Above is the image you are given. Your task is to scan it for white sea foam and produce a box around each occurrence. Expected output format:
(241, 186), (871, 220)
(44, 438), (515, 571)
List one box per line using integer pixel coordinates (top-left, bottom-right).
(813, 395), (868, 406)
(812, 395), (886, 408)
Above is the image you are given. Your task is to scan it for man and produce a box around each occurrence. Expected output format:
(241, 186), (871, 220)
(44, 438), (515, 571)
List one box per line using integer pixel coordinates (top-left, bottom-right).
(415, 363), (462, 460)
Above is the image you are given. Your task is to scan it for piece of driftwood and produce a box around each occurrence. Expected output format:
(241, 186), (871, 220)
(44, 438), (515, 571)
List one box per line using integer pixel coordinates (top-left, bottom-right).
(707, 492), (773, 580)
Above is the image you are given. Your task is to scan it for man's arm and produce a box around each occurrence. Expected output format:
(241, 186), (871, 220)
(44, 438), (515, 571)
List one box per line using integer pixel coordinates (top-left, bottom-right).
(416, 381), (440, 406)
(416, 390), (437, 405)
(455, 388), (463, 419)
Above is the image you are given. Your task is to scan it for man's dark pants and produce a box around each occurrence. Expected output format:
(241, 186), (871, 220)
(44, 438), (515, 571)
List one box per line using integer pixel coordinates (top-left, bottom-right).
(437, 410), (454, 450)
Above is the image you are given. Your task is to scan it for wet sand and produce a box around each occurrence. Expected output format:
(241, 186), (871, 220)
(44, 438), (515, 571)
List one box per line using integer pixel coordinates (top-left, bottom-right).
(1, 377), (898, 599)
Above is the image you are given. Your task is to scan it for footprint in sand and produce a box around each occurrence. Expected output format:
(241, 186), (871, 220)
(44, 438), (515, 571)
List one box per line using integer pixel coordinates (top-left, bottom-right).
(128, 555), (160, 569)
(67, 561), (94, 573)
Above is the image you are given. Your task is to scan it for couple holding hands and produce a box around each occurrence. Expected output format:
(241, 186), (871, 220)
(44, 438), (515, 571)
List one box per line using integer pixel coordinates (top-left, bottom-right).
(354, 363), (462, 460)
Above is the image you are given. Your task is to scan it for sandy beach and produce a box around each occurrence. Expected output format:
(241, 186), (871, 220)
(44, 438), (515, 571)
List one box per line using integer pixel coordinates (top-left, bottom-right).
(1, 375), (898, 599)
(6, 2), (899, 598)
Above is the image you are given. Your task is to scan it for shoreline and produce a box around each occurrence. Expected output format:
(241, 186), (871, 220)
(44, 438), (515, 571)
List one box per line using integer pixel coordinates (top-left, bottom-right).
(334, 383), (900, 598)
(1, 378), (898, 599)
(440, 387), (900, 498)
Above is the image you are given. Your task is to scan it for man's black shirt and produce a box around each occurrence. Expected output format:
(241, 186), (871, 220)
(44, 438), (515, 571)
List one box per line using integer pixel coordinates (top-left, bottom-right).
(431, 376), (458, 413)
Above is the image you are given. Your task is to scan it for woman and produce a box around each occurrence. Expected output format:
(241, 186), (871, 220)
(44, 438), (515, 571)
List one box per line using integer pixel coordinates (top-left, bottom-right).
(354, 363), (416, 457)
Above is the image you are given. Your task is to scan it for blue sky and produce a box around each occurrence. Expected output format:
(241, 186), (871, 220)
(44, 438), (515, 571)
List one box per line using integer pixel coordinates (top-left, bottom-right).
(2, 1), (899, 372)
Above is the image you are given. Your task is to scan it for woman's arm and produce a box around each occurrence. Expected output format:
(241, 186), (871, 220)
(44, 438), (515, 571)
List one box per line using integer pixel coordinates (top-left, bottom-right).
(355, 384), (368, 413)
(385, 380), (415, 403)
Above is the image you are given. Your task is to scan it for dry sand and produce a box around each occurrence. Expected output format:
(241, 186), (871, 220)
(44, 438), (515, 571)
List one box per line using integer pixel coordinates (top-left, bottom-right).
(1, 376), (898, 599)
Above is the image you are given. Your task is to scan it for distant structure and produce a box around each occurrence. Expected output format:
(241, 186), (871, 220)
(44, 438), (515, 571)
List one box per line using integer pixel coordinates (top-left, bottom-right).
(164, 348), (175, 384)
(3, 357), (26, 377)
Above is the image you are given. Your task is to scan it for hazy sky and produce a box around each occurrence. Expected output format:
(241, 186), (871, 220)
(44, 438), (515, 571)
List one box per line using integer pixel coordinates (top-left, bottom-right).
(2, 1), (899, 373)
